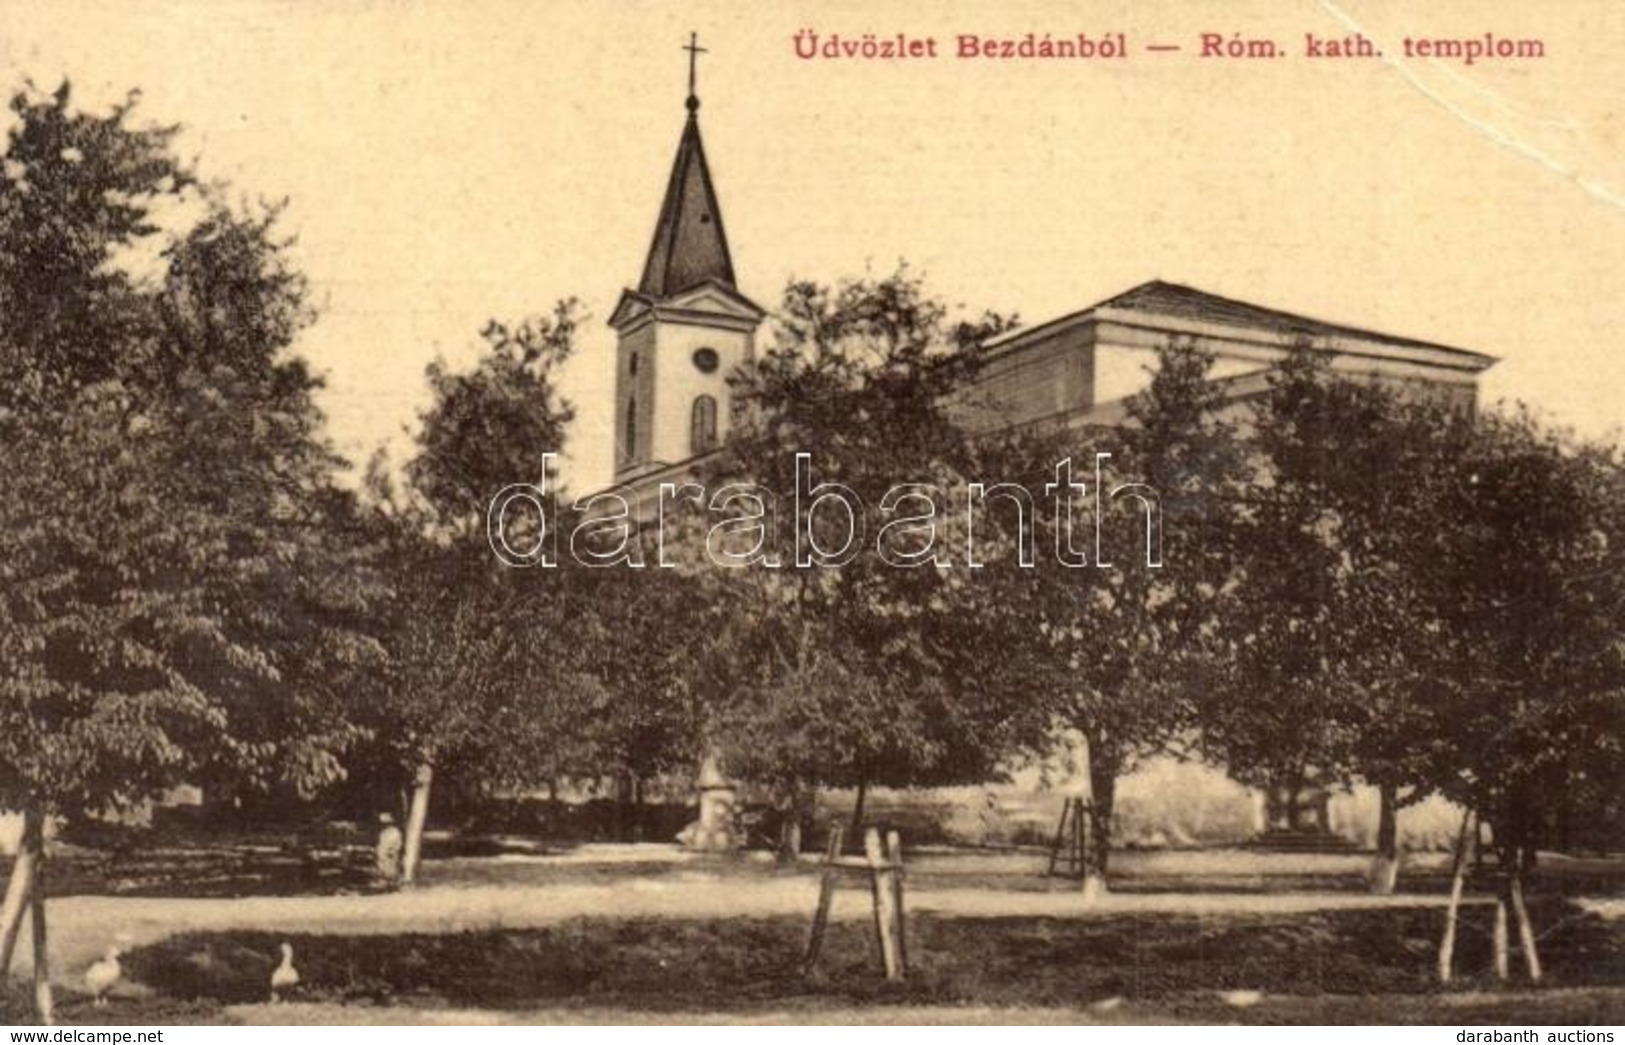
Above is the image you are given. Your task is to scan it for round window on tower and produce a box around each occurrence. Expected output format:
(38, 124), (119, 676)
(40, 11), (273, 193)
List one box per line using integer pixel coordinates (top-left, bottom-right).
(692, 347), (720, 374)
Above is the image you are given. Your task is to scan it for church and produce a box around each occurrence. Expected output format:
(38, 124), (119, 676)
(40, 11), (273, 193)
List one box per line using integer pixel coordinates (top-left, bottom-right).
(603, 44), (1497, 850)
(605, 49), (1495, 504)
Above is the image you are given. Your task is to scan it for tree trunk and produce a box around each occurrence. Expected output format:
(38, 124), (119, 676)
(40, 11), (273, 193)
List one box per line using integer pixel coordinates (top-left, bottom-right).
(1557, 781), (1573, 853)
(1369, 782), (1400, 895)
(1284, 771), (1302, 832)
(30, 848), (52, 1025)
(849, 780), (869, 841)
(629, 774), (644, 843)
(614, 772), (637, 843)
(0, 809), (43, 976)
(400, 763), (433, 886)
(1080, 732), (1116, 902)
(777, 786), (811, 864)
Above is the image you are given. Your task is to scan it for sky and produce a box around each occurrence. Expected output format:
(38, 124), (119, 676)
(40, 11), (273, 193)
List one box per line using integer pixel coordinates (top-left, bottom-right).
(4, 0), (1622, 492)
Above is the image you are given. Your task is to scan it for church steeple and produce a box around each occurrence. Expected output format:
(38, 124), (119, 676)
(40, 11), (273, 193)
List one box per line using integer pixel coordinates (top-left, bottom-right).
(636, 40), (737, 298)
(609, 34), (763, 480)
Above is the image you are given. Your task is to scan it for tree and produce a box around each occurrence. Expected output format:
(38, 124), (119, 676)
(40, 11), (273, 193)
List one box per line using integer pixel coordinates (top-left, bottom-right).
(357, 304), (604, 881)
(1200, 344), (1625, 918)
(408, 307), (579, 537)
(0, 83), (380, 1021)
(1200, 346), (1471, 892)
(1416, 409), (1624, 975)
(979, 340), (1249, 897)
(155, 202), (386, 806)
(572, 562), (713, 839)
(689, 268), (1040, 839)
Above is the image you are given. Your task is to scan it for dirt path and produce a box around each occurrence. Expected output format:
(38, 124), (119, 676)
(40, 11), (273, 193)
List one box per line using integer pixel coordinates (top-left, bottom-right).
(19, 869), (1485, 987)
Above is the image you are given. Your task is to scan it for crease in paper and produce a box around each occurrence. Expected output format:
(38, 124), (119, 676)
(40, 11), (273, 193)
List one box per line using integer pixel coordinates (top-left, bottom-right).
(1317, 0), (1625, 211)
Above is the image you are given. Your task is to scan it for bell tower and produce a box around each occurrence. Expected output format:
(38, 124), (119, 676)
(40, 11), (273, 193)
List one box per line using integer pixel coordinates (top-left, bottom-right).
(608, 33), (765, 481)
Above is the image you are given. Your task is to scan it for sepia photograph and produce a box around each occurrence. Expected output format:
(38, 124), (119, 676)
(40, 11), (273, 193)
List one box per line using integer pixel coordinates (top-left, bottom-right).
(0, 0), (1621, 1032)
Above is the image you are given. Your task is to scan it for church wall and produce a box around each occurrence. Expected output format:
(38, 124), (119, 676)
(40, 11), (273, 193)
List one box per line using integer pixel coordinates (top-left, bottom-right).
(1092, 342), (1155, 405)
(1093, 343), (1270, 406)
(958, 324), (1095, 433)
(648, 319), (750, 467)
(615, 323), (657, 472)
(1350, 371), (1479, 413)
(962, 310), (1480, 445)
(1095, 317), (1484, 398)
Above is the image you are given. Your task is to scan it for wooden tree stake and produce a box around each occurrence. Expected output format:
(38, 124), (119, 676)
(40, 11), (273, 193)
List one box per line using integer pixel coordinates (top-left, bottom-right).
(885, 830), (908, 973)
(1047, 797), (1091, 879)
(1492, 896), (1510, 982)
(1508, 863), (1543, 983)
(866, 828), (903, 982)
(0, 811), (41, 977)
(802, 824), (843, 974)
(1046, 800), (1068, 876)
(1437, 808), (1474, 984)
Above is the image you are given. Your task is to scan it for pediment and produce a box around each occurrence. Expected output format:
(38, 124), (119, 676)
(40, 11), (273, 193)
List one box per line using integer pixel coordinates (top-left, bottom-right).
(609, 280), (766, 333)
(664, 280), (766, 321)
(608, 289), (654, 330)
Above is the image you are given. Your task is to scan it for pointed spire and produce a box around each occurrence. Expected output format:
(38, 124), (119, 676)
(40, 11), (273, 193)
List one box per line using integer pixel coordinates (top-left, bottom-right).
(637, 35), (737, 299)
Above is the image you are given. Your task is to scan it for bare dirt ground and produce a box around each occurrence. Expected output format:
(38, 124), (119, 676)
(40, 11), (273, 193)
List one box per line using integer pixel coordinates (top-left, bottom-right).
(7, 844), (1492, 975)
(3, 842), (1622, 1025)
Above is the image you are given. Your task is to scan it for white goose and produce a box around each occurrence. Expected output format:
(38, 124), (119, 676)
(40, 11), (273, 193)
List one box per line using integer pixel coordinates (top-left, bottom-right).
(84, 944), (122, 1007)
(269, 941), (300, 1003)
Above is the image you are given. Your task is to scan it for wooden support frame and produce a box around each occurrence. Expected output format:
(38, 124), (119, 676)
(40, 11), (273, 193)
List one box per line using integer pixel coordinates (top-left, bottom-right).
(803, 825), (908, 982)
(1438, 811), (1544, 986)
(1047, 797), (1092, 879)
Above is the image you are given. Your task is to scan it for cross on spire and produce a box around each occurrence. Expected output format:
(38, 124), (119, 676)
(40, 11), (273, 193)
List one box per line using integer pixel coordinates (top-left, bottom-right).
(684, 31), (707, 110)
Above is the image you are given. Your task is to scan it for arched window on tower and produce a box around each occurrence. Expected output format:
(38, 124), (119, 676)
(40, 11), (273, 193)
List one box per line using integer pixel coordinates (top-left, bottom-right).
(623, 396), (637, 463)
(690, 394), (718, 455)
